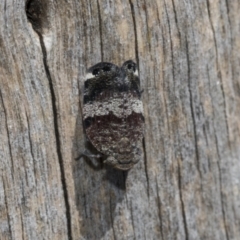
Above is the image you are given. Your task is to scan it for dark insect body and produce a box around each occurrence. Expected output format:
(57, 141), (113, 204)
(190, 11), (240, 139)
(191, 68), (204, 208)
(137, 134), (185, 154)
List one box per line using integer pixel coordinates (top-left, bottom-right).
(82, 60), (144, 170)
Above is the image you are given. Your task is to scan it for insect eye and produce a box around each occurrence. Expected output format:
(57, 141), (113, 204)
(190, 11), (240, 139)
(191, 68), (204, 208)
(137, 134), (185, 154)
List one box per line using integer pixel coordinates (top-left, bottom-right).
(92, 68), (100, 76)
(127, 63), (136, 72)
(103, 66), (110, 72)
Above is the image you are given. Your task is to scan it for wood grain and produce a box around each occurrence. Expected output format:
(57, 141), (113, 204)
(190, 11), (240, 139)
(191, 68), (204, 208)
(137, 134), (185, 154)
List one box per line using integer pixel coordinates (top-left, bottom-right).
(0, 0), (240, 239)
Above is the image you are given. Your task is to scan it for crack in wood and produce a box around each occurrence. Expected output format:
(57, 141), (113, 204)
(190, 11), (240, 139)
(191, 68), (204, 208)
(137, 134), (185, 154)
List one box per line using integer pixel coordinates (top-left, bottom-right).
(206, 62), (230, 240)
(96, 0), (103, 61)
(142, 0), (151, 53)
(38, 34), (73, 240)
(185, 39), (202, 178)
(171, 0), (181, 43)
(129, 0), (139, 71)
(206, 0), (231, 152)
(26, 2), (73, 238)
(20, 208), (26, 240)
(156, 178), (164, 240)
(130, 201), (137, 240)
(177, 159), (189, 240)
(2, 177), (13, 239)
(142, 138), (150, 199)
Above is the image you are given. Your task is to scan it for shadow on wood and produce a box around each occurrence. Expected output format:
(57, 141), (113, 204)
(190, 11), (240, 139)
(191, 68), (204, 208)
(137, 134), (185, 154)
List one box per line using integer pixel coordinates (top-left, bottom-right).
(72, 109), (128, 239)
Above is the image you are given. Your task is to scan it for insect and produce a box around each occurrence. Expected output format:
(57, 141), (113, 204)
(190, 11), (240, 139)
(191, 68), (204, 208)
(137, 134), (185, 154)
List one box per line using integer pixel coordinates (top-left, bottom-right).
(81, 60), (144, 170)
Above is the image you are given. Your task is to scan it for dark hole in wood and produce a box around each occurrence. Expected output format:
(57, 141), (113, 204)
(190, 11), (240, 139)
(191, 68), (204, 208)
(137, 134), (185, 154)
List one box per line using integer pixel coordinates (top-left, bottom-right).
(26, 0), (49, 33)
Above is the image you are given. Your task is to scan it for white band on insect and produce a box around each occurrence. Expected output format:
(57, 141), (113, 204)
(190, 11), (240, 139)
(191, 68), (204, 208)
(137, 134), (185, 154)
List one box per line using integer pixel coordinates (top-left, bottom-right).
(134, 70), (138, 76)
(85, 72), (95, 80)
(83, 98), (143, 119)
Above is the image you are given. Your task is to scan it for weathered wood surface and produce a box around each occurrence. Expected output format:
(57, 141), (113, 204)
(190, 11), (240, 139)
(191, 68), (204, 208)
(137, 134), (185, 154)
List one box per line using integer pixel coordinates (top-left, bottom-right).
(0, 0), (240, 239)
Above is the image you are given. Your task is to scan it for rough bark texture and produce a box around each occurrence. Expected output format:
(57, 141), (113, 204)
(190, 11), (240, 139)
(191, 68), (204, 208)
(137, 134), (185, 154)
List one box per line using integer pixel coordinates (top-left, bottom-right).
(0, 0), (240, 239)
